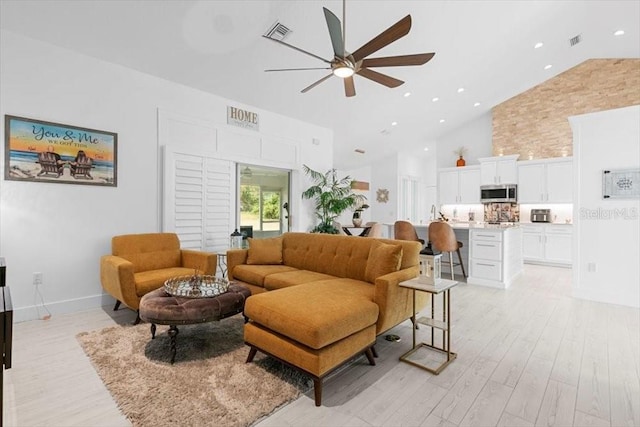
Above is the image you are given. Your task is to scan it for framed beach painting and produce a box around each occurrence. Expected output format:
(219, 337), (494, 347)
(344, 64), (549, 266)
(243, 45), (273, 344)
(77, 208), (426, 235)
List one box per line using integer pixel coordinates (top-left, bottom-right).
(4, 115), (117, 187)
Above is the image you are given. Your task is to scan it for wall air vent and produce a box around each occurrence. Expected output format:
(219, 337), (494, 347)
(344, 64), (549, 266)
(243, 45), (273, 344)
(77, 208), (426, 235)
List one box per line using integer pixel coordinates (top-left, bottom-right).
(569, 34), (582, 47)
(264, 21), (292, 41)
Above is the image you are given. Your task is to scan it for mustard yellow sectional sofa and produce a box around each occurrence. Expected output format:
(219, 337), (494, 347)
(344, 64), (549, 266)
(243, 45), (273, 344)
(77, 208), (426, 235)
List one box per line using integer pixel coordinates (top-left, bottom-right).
(227, 232), (427, 405)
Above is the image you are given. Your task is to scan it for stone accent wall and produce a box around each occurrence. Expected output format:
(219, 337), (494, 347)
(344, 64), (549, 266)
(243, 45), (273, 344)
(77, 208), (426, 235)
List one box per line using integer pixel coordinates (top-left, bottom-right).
(492, 59), (640, 159)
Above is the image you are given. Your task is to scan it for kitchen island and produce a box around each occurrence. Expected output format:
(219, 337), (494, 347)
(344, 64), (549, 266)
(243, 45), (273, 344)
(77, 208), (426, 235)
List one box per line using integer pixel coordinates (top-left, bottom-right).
(384, 222), (523, 288)
(467, 226), (523, 289)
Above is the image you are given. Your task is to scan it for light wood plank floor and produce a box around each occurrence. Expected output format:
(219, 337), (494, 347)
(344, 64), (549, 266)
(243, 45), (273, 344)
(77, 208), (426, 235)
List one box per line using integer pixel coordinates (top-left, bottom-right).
(3, 265), (639, 426)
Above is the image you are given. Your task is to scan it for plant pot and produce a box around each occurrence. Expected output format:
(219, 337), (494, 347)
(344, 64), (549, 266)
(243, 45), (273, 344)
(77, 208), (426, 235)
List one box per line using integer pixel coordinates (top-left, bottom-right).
(456, 155), (466, 167)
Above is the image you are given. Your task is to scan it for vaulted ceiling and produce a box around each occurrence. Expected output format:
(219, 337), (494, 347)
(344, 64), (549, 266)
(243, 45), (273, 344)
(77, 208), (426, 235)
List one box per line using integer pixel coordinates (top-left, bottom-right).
(1, 1), (638, 169)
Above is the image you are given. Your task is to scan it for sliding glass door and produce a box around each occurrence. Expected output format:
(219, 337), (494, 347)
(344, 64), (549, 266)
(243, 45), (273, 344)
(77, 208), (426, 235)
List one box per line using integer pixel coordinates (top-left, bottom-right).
(238, 164), (290, 240)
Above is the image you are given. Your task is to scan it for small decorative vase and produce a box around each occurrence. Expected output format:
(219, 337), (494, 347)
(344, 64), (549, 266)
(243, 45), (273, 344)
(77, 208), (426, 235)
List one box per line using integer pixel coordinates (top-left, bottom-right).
(352, 212), (363, 227)
(456, 156), (466, 167)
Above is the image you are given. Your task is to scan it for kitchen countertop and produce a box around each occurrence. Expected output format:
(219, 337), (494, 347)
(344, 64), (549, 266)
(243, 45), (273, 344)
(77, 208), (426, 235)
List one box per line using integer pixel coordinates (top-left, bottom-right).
(385, 221), (522, 231)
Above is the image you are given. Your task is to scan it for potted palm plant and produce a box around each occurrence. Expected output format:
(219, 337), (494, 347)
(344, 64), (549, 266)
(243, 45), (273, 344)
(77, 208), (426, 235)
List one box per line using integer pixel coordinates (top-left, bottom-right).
(301, 165), (367, 234)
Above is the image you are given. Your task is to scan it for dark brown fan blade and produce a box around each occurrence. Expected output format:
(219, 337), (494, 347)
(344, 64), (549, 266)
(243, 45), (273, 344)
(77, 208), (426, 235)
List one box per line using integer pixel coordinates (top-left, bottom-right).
(265, 67), (331, 72)
(323, 7), (344, 58)
(362, 53), (435, 68)
(262, 35), (332, 64)
(344, 76), (355, 97)
(357, 68), (404, 88)
(301, 73), (334, 93)
(351, 15), (412, 62)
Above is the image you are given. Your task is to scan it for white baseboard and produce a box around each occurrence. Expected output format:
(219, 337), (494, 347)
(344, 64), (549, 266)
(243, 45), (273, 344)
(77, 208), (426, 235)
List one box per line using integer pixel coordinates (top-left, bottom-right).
(13, 293), (116, 323)
(572, 288), (640, 308)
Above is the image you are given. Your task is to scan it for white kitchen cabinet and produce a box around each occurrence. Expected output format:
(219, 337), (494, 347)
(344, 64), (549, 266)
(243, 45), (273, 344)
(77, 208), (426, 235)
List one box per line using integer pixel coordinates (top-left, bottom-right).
(468, 227), (523, 289)
(521, 224), (572, 266)
(546, 161), (573, 202)
(517, 158), (573, 203)
(479, 155), (518, 185)
(438, 170), (459, 205)
(522, 227), (544, 260)
(544, 226), (572, 264)
(438, 166), (480, 204)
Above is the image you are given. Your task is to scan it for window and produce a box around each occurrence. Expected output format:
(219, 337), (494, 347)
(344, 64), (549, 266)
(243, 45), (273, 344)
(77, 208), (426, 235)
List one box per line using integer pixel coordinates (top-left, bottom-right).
(238, 164), (290, 238)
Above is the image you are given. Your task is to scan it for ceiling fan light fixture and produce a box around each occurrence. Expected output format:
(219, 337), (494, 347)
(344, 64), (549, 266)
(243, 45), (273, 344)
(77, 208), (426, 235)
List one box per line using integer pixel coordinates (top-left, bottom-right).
(333, 65), (355, 78)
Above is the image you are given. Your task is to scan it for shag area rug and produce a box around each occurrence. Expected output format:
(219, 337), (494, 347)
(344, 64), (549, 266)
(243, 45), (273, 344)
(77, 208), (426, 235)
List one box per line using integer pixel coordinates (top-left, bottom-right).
(77, 315), (311, 426)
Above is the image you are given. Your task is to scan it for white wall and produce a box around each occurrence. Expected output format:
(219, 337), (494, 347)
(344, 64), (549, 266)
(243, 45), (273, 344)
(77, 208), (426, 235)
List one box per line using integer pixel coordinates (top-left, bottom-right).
(436, 112), (493, 169)
(570, 105), (640, 308)
(366, 148), (436, 238)
(370, 156), (399, 228)
(0, 30), (332, 321)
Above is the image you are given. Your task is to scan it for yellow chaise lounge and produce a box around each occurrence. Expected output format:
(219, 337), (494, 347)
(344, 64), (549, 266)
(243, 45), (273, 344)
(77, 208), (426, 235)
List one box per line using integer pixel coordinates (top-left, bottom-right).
(227, 232), (428, 405)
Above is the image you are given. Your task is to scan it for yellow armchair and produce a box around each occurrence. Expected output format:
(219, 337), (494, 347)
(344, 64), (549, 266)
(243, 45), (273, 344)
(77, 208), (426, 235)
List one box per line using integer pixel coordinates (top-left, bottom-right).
(100, 233), (216, 321)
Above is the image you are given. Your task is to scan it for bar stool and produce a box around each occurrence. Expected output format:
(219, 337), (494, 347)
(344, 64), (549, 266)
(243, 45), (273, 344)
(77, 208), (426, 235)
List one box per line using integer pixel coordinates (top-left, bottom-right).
(428, 221), (467, 279)
(393, 220), (425, 244)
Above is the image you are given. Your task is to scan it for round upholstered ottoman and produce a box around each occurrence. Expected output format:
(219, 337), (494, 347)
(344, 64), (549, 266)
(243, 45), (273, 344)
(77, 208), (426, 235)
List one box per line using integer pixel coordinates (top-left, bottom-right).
(139, 283), (251, 363)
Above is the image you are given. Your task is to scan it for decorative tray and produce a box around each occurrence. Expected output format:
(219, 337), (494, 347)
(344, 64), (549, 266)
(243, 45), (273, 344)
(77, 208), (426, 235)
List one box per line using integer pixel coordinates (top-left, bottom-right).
(164, 275), (229, 298)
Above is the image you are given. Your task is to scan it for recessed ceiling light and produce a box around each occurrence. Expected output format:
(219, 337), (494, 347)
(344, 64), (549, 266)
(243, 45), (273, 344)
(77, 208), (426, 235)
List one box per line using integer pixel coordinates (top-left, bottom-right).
(354, 148), (365, 154)
(391, 121), (398, 126)
(457, 87), (465, 93)
(614, 30), (625, 36)
(534, 42), (544, 49)
(423, 147), (429, 151)
(432, 97), (439, 102)
(403, 92), (411, 97)
(439, 119), (445, 123)
(474, 102), (481, 107)
(544, 64), (552, 70)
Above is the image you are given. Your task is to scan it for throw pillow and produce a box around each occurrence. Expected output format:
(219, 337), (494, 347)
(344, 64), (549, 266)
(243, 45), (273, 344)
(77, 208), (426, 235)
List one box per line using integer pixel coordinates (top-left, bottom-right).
(364, 240), (403, 283)
(246, 237), (283, 265)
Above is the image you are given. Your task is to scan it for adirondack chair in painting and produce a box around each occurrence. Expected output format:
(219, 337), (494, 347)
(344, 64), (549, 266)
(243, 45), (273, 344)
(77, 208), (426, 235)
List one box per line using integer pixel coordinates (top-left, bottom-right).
(70, 154), (93, 180)
(36, 152), (64, 177)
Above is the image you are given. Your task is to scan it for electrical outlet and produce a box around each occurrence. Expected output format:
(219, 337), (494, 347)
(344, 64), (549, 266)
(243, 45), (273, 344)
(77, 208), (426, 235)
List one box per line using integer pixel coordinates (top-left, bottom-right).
(587, 262), (597, 273)
(33, 272), (43, 285)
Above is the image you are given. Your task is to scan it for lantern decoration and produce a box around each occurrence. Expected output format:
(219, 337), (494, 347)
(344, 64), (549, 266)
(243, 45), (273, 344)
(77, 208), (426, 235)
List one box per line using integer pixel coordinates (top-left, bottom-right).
(230, 229), (243, 249)
(418, 254), (442, 285)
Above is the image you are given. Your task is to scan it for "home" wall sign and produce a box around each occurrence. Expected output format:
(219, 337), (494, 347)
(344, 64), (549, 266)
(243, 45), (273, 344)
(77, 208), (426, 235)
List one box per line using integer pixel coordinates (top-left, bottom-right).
(227, 106), (259, 131)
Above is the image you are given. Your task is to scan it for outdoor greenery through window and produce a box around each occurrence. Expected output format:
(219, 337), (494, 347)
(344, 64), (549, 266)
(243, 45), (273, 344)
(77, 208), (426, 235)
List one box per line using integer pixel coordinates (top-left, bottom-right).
(238, 161), (291, 238)
(240, 185), (281, 232)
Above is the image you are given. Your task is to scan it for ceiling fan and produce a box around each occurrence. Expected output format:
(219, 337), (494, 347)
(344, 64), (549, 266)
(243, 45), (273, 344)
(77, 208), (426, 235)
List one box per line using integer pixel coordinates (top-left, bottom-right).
(262, 0), (435, 97)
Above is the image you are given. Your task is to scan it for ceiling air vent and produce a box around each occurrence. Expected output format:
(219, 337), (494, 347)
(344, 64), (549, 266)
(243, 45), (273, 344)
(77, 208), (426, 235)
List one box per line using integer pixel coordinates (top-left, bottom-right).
(569, 34), (582, 47)
(264, 21), (292, 41)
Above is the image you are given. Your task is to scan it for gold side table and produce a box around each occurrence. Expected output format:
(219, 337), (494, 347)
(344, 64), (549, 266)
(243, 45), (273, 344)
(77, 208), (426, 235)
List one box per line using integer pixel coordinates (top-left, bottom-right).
(399, 278), (458, 374)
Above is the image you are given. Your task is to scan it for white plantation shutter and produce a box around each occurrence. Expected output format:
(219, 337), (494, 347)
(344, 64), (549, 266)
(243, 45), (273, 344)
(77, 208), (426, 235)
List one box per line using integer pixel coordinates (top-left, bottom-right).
(163, 148), (234, 251)
(203, 158), (233, 250)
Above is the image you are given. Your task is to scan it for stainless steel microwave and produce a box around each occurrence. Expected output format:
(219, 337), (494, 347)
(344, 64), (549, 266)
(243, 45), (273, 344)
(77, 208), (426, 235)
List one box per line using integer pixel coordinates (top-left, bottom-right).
(480, 184), (517, 203)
